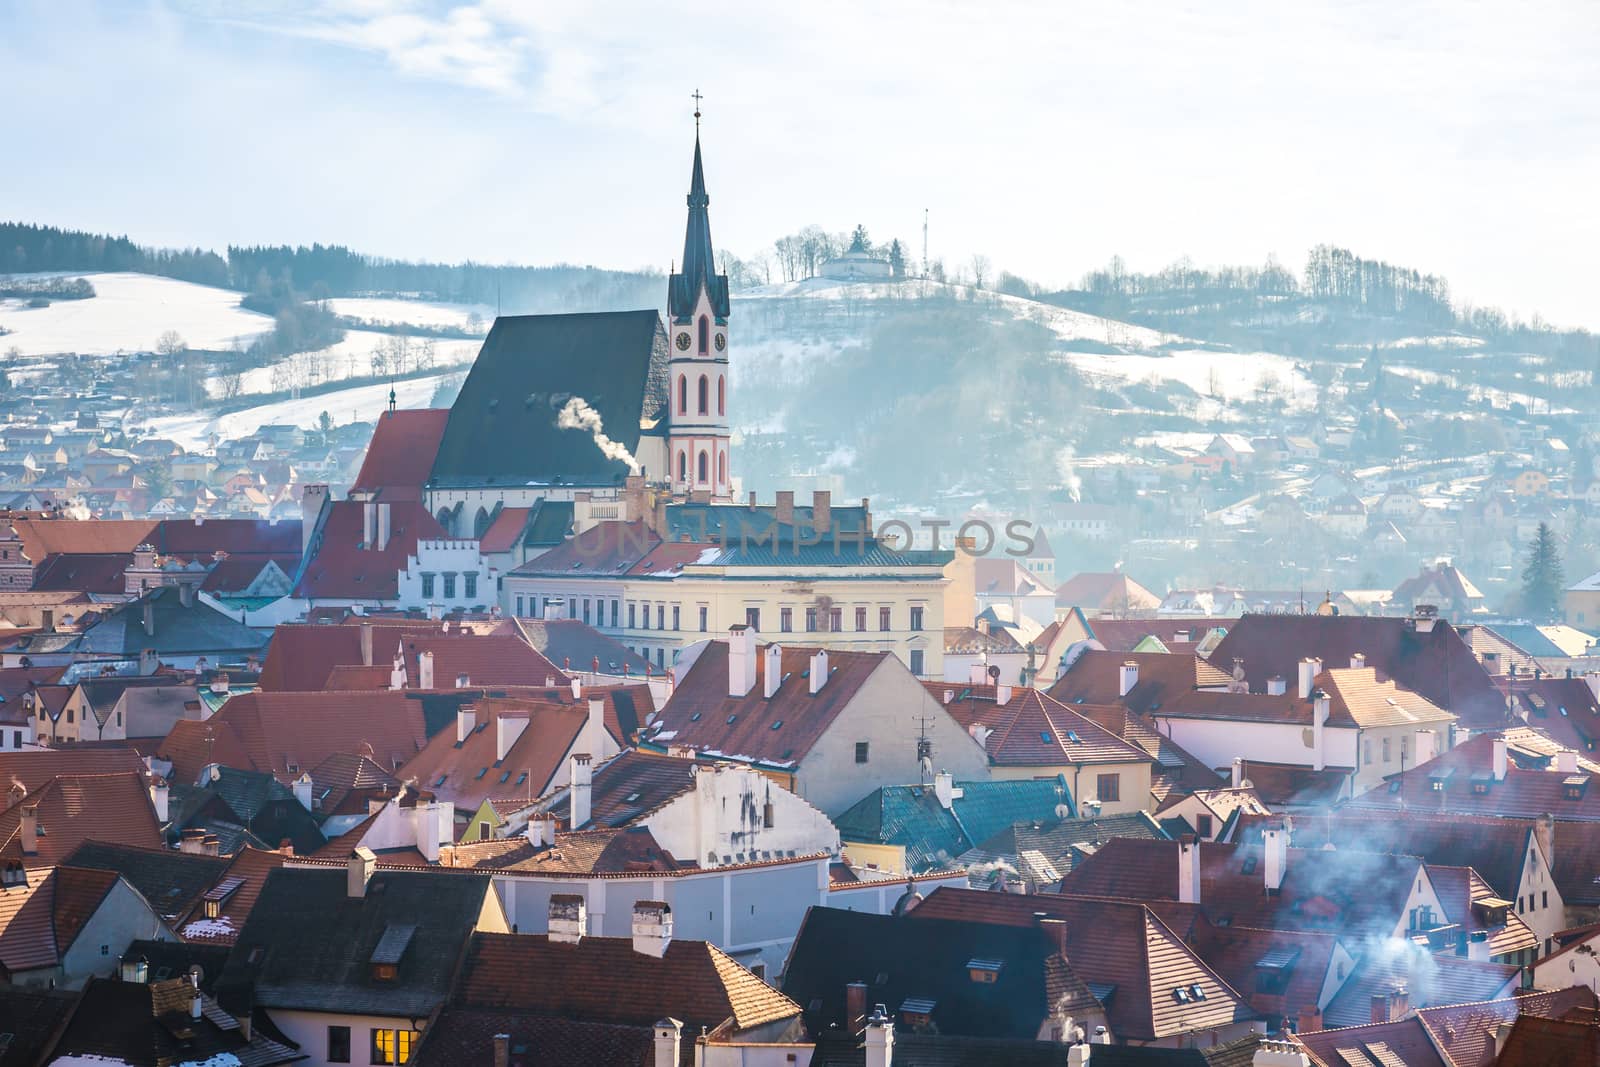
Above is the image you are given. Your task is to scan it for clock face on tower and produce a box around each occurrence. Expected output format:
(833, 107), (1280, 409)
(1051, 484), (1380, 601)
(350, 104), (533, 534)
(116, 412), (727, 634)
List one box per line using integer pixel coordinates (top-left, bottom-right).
(675, 332), (691, 351)
(714, 333), (726, 352)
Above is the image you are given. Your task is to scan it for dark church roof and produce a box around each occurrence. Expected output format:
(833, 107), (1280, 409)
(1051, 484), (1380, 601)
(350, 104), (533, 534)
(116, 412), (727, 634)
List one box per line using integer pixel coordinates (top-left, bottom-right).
(429, 311), (669, 489)
(668, 136), (730, 322)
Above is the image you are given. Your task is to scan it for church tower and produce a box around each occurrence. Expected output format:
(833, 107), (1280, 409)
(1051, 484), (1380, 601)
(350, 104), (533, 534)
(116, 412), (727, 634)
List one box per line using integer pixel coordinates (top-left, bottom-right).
(666, 111), (733, 501)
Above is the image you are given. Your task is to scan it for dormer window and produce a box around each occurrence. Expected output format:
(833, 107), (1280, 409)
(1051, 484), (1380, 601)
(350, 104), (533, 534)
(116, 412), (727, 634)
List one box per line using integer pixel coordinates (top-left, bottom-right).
(370, 923), (415, 983)
(966, 958), (1003, 984)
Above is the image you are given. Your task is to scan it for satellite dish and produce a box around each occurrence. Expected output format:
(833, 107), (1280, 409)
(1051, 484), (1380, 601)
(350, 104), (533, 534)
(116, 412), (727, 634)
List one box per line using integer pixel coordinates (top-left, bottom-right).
(1240, 778), (1255, 790)
(987, 664), (1002, 682)
(919, 755), (934, 777)
(1054, 803), (1072, 820)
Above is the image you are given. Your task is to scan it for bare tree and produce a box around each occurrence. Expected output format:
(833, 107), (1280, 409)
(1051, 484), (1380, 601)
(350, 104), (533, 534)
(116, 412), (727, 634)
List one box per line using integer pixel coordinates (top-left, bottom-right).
(970, 254), (991, 290)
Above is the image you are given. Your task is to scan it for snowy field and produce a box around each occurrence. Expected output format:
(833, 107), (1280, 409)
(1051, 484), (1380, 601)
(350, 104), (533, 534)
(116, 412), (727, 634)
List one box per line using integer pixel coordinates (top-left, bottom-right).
(0, 272), (273, 356)
(140, 374), (452, 450)
(207, 329), (481, 398)
(325, 296), (494, 330)
(740, 278), (1180, 350)
(1067, 349), (1316, 411)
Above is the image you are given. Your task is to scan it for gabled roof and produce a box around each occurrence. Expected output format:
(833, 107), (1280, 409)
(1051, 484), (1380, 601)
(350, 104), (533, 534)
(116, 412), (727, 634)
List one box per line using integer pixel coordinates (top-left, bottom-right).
(219, 866), (499, 1018)
(294, 499), (446, 601)
(397, 698), (589, 813)
(834, 777), (1072, 873)
(53, 973), (302, 1067)
(456, 931), (797, 1033)
(430, 311), (668, 488)
(1148, 667), (1453, 730)
(0, 865), (124, 975)
(974, 557), (1050, 599)
(507, 618), (652, 677)
(647, 641), (892, 767)
(0, 986), (76, 1065)
(437, 825), (689, 876)
(59, 586), (267, 659)
(1207, 614), (1505, 727)
(544, 749), (697, 828)
(1085, 617), (1232, 653)
(960, 811), (1171, 890)
(397, 633), (565, 689)
(351, 409), (450, 501)
(477, 506), (530, 554)
(413, 1008), (653, 1067)
(1047, 650), (1231, 715)
(157, 690), (430, 786)
(258, 619), (459, 691)
(0, 772), (163, 867)
(1320, 951), (1519, 1029)
(929, 683), (1156, 767)
(1056, 572), (1161, 613)
(0, 747), (145, 792)
(1346, 733), (1600, 822)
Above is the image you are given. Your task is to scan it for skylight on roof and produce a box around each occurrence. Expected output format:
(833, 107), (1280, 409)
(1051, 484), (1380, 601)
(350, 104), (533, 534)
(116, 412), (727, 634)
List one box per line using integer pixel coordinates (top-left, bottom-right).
(1066, 730), (1082, 744)
(773, 720), (784, 730)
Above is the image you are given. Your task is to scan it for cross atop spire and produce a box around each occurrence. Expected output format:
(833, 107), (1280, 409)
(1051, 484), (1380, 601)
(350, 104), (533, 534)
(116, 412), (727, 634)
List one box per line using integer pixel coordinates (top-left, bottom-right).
(668, 107), (728, 322)
(692, 88), (703, 131)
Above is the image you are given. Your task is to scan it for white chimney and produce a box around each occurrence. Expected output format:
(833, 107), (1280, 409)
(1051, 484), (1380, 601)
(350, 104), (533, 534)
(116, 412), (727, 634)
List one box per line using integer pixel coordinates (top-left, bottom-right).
(362, 497), (376, 548)
(1351, 652), (1366, 669)
(1298, 658), (1321, 700)
(1178, 836), (1201, 903)
(1312, 691), (1330, 772)
(1492, 737), (1508, 782)
(1414, 729), (1437, 767)
(293, 772), (313, 812)
(548, 894), (586, 943)
(417, 650), (435, 690)
(526, 812), (555, 849)
(347, 846), (376, 899)
(1119, 661), (1139, 698)
(995, 683), (1013, 705)
(543, 598), (565, 621)
(654, 1019), (683, 1067)
(416, 802), (445, 863)
(455, 673), (470, 689)
(376, 502), (391, 551)
(1231, 757), (1243, 789)
(1557, 749), (1579, 774)
(569, 753), (593, 829)
(631, 900), (673, 958)
(1251, 1040), (1312, 1067)
(570, 676), (582, 700)
(149, 778), (170, 822)
(727, 626), (757, 697)
(457, 707), (476, 743)
(933, 770), (963, 810)
(764, 643), (783, 699)
(495, 714), (529, 761)
(810, 649), (829, 694)
(865, 1006), (895, 1067)
(1266, 676), (1287, 696)
(586, 698), (606, 751)
(19, 805), (37, 856)
(1068, 1044), (1090, 1067)
(1263, 824), (1288, 893)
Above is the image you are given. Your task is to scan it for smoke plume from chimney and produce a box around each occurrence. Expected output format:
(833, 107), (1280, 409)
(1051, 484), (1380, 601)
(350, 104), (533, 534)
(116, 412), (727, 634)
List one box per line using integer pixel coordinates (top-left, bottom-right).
(558, 397), (642, 475)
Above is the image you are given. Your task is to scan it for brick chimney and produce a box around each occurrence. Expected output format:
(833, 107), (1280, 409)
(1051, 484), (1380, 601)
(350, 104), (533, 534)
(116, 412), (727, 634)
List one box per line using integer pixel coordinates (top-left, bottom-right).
(492, 1033), (510, 1067)
(1535, 811), (1556, 869)
(360, 623), (374, 667)
(179, 828), (207, 854)
(347, 846), (376, 899)
(548, 894), (586, 943)
(845, 981), (868, 1036)
(19, 804), (37, 855)
(1297, 1004), (1323, 1033)
(775, 490), (794, 526)
(812, 491), (831, 534)
(631, 900), (672, 958)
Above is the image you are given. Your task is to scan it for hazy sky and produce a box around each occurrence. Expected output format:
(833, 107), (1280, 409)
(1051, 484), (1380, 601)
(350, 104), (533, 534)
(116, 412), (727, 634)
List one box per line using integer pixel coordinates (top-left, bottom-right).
(4, 1), (1597, 328)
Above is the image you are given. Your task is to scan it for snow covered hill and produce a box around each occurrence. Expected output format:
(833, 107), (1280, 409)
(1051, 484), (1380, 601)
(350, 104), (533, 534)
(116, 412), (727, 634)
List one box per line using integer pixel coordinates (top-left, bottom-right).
(0, 272), (273, 356)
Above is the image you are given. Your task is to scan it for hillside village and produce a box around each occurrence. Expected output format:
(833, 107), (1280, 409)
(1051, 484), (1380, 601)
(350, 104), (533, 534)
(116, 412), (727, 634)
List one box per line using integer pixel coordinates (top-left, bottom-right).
(1, 135), (1599, 1067)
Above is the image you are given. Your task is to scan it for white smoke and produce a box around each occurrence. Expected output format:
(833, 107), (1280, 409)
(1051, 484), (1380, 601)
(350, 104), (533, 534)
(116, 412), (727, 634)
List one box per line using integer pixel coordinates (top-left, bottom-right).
(557, 397), (642, 475)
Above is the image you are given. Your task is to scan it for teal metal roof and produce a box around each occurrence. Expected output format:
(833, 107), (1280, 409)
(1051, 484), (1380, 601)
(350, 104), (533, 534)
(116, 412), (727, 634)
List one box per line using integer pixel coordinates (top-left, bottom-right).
(834, 776), (1072, 874)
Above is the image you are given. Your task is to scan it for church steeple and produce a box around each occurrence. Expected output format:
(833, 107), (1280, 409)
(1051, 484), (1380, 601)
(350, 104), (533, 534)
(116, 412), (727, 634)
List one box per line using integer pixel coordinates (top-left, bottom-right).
(669, 118), (729, 323)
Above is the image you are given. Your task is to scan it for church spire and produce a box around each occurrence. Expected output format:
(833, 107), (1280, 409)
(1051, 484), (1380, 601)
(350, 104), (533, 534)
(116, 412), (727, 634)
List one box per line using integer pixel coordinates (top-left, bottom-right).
(669, 101), (729, 323)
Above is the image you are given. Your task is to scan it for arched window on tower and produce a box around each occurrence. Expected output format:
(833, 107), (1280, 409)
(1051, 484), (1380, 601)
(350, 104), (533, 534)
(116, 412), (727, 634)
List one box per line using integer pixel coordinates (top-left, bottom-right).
(718, 450), (727, 485)
(436, 508), (453, 535)
(697, 375), (709, 416)
(697, 450), (709, 484)
(698, 315), (709, 354)
(677, 374), (687, 415)
(717, 375), (725, 416)
(474, 507), (491, 538)
(678, 451), (687, 482)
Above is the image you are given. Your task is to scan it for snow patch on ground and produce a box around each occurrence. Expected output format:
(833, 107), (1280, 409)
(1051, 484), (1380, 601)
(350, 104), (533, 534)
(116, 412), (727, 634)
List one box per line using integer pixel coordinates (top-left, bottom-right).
(0, 272), (273, 356)
(208, 330), (480, 398)
(141, 374), (451, 450)
(326, 296), (495, 330)
(1067, 349), (1315, 411)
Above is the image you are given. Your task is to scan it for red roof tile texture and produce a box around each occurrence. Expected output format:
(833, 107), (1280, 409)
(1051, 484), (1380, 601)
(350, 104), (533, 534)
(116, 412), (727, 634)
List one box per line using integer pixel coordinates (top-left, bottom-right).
(294, 499), (445, 601)
(0, 772), (163, 868)
(350, 409), (450, 501)
(927, 683), (1154, 766)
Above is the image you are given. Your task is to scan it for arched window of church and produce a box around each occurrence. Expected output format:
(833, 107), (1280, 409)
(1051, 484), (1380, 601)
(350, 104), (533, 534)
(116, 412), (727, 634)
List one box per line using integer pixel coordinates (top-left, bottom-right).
(698, 315), (709, 354)
(697, 375), (708, 416)
(474, 507), (491, 538)
(678, 451), (687, 482)
(677, 375), (687, 415)
(436, 508), (453, 534)
(718, 450), (726, 485)
(717, 375), (725, 416)
(697, 450), (709, 484)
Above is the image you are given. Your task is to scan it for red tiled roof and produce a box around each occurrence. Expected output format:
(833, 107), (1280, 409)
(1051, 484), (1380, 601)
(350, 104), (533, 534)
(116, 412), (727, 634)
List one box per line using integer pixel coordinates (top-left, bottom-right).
(322, 664), (394, 691)
(1055, 572), (1161, 613)
(0, 772), (163, 868)
(258, 620), (449, 691)
(1415, 987), (1598, 1067)
(294, 499), (445, 601)
(974, 557), (1049, 597)
(350, 409), (450, 501)
(544, 750), (697, 827)
(398, 698), (588, 814)
(1505, 676), (1600, 754)
(1151, 667), (1452, 731)
(30, 552), (132, 594)
(648, 641), (892, 767)
(157, 690), (429, 785)
(1207, 614), (1506, 728)
(1047, 650), (1231, 714)
(927, 683), (1154, 767)
(50, 865), (121, 953)
(1086, 617), (1232, 651)
(478, 508), (530, 554)
(1346, 733), (1600, 823)
(0, 748), (145, 793)
(456, 931), (801, 1033)
(177, 846), (289, 944)
(398, 634), (565, 689)
(508, 521), (660, 578)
